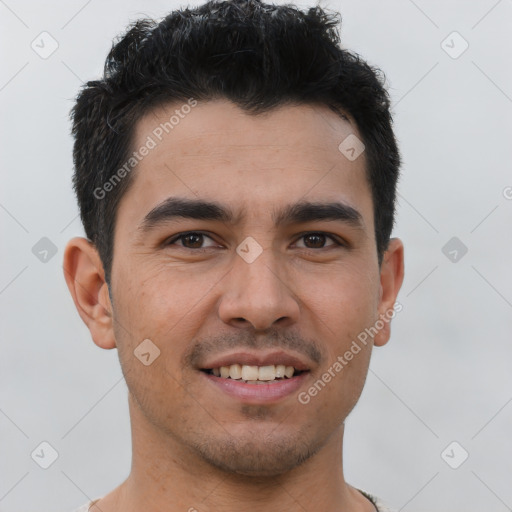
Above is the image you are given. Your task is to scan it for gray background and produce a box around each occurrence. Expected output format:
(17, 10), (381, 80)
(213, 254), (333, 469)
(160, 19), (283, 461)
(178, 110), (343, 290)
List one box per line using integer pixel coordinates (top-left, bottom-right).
(1, 1), (511, 511)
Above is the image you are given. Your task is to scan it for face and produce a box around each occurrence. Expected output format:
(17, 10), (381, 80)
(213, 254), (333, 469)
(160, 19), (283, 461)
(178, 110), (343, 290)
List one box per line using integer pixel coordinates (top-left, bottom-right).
(104, 99), (398, 476)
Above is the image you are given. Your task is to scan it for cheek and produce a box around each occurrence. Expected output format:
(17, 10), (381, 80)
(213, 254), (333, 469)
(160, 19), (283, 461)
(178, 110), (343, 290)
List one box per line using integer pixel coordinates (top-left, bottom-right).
(300, 262), (378, 408)
(304, 260), (380, 340)
(111, 272), (192, 422)
(112, 261), (224, 379)
(115, 261), (207, 333)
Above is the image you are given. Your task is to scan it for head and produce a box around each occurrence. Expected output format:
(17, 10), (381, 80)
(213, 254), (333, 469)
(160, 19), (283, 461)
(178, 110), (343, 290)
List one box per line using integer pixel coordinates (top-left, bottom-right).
(64, 0), (404, 477)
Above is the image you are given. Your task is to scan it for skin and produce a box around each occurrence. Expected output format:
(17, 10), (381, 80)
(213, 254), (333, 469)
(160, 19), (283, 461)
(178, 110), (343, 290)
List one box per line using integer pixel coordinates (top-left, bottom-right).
(63, 99), (404, 512)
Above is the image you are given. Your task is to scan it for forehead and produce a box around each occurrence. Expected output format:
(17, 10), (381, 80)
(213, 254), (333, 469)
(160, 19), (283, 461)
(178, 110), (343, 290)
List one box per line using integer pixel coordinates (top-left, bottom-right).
(116, 99), (373, 233)
(136, 99), (355, 163)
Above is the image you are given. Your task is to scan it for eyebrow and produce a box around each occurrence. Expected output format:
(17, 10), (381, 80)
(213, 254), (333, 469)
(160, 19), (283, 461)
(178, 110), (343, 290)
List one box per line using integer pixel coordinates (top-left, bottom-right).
(137, 196), (365, 234)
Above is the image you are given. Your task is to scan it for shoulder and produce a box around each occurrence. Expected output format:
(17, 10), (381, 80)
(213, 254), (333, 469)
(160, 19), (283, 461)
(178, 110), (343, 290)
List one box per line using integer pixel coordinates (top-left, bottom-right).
(70, 497), (103, 512)
(358, 488), (398, 512)
(70, 504), (91, 512)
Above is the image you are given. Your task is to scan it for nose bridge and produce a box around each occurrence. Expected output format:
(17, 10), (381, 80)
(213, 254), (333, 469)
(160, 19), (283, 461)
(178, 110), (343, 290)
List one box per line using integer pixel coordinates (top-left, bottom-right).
(241, 247), (284, 294)
(218, 242), (299, 330)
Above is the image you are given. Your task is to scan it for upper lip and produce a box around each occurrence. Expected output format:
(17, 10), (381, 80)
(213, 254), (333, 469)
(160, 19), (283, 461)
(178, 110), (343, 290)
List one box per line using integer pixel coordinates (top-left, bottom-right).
(199, 350), (312, 372)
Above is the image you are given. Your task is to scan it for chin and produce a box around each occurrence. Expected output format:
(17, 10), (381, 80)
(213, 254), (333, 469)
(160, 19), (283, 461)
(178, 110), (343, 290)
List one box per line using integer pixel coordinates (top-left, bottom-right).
(192, 431), (322, 477)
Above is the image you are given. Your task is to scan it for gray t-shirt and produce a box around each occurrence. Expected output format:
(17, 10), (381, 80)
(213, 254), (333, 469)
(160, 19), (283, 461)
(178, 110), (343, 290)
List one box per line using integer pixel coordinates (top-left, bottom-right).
(71, 489), (397, 511)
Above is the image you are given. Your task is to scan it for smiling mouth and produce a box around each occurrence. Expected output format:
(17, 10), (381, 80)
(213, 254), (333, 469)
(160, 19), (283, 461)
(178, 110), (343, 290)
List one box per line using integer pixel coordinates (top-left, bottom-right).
(201, 364), (308, 384)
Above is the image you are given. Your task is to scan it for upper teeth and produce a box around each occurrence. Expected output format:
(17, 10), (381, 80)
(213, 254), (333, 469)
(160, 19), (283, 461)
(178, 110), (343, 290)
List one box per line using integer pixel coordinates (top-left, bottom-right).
(212, 364), (296, 381)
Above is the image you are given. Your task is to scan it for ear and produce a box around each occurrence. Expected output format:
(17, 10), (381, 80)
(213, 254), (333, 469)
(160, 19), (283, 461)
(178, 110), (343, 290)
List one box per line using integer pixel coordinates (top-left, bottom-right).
(373, 237), (405, 347)
(62, 237), (116, 349)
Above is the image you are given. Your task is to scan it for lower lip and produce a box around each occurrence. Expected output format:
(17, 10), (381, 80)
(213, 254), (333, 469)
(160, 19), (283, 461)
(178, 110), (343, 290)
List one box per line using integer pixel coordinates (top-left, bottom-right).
(202, 372), (309, 403)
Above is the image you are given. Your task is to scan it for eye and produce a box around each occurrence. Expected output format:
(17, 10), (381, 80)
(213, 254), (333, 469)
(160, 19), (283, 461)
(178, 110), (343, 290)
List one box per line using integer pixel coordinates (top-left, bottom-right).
(165, 231), (345, 251)
(294, 232), (344, 249)
(166, 231), (219, 249)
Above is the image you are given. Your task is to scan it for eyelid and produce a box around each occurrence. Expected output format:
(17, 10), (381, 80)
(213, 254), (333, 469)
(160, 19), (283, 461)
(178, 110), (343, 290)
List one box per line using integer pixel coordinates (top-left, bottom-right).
(165, 230), (346, 249)
(292, 231), (345, 248)
(166, 231), (220, 248)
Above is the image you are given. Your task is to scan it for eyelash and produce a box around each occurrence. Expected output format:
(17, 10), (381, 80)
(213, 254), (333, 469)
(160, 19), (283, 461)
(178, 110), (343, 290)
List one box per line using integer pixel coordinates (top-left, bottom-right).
(165, 231), (346, 251)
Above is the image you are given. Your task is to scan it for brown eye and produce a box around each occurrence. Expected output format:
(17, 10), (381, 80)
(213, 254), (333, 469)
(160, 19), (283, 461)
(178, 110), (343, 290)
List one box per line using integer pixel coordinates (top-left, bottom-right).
(295, 232), (341, 249)
(167, 232), (217, 249)
(304, 233), (326, 248)
(181, 233), (204, 248)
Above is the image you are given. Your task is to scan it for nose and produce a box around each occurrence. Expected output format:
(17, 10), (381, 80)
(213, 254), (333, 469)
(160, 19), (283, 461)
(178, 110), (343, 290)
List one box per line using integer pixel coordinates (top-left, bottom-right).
(218, 246), (300, 332)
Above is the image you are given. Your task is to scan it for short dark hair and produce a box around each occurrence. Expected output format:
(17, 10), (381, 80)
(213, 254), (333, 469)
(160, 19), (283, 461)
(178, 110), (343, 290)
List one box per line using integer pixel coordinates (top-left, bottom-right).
(70, 0), (400, 287)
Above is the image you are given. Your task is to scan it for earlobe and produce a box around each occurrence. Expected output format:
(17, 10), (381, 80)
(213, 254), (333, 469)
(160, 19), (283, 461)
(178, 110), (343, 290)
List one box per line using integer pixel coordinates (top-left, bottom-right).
(373, 238), (405, 347)
(62, 237), (116, 350)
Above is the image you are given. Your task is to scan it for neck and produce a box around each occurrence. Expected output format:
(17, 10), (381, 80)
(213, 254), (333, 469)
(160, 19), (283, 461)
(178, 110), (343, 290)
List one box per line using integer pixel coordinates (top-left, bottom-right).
(96, 393), (374, 512)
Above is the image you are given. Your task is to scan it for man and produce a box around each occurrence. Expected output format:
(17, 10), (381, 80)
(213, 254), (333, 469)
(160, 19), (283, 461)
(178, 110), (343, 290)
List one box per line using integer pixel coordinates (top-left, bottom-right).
(63, 0), (404, 510)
